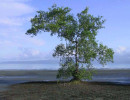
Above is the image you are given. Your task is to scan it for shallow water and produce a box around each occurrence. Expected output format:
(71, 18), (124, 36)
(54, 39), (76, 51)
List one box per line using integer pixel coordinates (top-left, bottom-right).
(0, 69), (130, 91)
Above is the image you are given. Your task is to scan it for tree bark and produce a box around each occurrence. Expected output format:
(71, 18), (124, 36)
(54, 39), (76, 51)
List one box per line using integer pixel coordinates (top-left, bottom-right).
(72, 37), (80, 80)
(75, 40), (78, 72)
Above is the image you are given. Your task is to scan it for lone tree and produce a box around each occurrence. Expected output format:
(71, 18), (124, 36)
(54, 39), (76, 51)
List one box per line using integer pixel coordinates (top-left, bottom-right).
(26, 5), (114, 81)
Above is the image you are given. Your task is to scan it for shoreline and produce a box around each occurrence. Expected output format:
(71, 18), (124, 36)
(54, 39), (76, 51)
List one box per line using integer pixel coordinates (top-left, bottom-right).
(19, 80), (130, 86)
(0, 80), (129, 93)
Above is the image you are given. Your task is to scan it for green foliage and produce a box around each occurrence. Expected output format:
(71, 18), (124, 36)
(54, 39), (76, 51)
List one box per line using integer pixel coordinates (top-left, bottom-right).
(26, 4), (114, 81)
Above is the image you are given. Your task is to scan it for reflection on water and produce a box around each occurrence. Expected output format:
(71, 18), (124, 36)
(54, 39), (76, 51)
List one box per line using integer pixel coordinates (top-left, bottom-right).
(0, 71), (130, 84)
(0, 75), (130, 85)
(91, 70), (130, 84)
(91, 76), (130, 84)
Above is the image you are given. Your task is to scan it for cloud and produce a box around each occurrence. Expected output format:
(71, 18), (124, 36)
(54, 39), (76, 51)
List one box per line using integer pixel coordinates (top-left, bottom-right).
(0, 0), (34, 17)
(0, 0), (31, 2)
(31, 50), (40, 56)
(17, 48), (54, 61)
(116, 46), (126, 54)
(19, 48), (41, 58)
(0, 34), (45, 48)
(112, 46), (130, 65)
(0, 17), (23, 26)
(0, 25), (45, 49)
(28, 38), (44, 46)
(0, 0), (42, 54)
(0, 40), (14, 46)
(0, 48), (42, 61)
(114, 52), (130, 65)
(0, 0), (47, 62)
(0, 46), (57, 62)
(0, 0), (35, 26)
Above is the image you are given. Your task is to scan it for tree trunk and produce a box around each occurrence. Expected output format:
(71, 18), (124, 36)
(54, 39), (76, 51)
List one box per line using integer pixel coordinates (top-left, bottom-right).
(72, 38), (80, 81)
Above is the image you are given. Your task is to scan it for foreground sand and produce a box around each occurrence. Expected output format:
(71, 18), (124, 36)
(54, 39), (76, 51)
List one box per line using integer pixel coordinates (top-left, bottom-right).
(0, 81), (130, 100)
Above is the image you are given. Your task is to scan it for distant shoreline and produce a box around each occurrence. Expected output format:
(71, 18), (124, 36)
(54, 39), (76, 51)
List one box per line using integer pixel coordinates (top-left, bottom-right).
(0, 68), (130, 71)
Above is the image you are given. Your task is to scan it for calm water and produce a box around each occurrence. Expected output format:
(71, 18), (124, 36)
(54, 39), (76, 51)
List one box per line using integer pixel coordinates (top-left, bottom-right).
(0, 69), (129, 84)
(0, 64), (130, 91)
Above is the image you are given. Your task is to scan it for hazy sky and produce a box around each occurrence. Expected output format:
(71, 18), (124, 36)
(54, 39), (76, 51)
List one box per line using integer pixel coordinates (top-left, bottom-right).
(0, 0), (130, 69)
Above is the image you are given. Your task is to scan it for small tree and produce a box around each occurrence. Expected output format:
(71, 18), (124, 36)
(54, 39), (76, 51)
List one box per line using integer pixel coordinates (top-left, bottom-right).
(26, 5), (114, 81)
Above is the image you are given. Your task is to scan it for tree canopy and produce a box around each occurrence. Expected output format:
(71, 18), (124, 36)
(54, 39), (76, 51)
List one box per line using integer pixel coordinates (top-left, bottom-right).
(26, 4), (114, 81)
